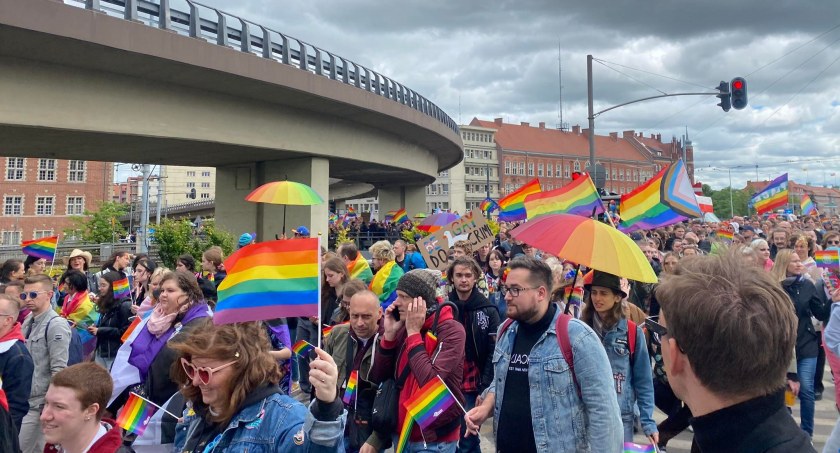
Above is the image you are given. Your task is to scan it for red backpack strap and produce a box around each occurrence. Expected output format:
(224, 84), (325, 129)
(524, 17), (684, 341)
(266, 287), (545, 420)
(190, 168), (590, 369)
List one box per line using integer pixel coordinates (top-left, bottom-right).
(498, 318), (515, 339)
(627, 319), (637, 365)
(555, 313), (581, 397)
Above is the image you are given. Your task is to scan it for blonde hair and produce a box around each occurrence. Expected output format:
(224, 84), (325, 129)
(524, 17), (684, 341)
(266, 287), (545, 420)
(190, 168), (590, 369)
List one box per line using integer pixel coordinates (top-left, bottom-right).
(369, 240), (395, 262)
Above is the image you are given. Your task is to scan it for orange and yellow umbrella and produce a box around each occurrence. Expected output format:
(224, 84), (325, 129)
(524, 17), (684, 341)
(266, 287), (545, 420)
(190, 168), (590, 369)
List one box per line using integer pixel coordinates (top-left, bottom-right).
(510, 214), (657, 283)
(246, 180), (324, 235)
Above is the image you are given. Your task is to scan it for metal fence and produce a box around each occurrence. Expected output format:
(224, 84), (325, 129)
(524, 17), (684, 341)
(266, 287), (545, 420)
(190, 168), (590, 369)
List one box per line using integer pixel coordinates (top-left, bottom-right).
(65, 0), (458, 134)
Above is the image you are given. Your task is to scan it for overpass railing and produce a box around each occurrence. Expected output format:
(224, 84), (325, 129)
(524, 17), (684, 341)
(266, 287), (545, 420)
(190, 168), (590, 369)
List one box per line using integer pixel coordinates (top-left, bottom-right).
(66, 0), (459, 134)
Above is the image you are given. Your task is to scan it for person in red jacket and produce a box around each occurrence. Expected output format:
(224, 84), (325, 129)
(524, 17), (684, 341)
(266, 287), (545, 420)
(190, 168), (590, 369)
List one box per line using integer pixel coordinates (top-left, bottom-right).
(41, 363), (125, 453)
(370, 269), (466, 453)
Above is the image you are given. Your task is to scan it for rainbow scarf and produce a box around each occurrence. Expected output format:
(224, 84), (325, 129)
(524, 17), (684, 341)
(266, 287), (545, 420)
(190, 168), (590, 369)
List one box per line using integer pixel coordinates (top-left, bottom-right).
(347, 255), (374, 284)
(60, 291), (99, 361)
(369, 261), (404, 307)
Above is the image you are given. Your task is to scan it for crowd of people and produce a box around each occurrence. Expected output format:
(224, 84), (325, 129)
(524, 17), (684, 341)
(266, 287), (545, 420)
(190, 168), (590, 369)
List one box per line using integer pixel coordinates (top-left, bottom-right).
(0, 213), (840, 452)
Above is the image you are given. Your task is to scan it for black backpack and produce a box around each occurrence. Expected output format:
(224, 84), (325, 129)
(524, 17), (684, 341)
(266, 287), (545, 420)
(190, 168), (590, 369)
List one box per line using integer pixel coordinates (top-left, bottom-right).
(46, 317), (85, 366)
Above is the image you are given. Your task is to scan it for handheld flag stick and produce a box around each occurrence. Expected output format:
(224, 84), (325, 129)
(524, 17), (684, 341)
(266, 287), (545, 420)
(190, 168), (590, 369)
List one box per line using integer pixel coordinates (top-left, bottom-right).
(129, 392), (180, 419)
(563, 265), (582, 315)
(435, 375), (468, 415)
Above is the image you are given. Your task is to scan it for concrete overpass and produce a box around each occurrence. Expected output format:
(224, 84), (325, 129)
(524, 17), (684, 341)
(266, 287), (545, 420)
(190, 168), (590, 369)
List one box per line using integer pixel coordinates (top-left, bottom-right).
(0, 0), (462, 239)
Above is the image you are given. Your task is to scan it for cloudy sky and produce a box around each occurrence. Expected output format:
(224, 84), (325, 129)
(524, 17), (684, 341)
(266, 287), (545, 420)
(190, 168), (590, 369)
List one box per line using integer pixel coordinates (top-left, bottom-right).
(122, 0), (840, 190)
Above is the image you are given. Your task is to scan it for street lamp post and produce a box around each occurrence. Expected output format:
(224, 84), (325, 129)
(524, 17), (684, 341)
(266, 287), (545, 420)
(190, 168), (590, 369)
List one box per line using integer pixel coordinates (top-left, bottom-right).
(729, 167), (734, 218)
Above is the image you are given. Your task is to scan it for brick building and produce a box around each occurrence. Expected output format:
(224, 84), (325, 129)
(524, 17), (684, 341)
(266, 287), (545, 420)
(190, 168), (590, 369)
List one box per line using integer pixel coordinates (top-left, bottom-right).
(469, 118), (694, 196)
(1, 157), (112, 245)
(745, 179), (840, 216)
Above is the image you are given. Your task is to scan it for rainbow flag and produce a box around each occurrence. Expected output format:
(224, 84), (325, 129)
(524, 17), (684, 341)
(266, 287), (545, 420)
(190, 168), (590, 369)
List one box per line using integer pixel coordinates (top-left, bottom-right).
(498, 178), (541, 221)
(623, 442), (655, 453)
(121, 316), (142, 343)
(369, 261), (404, 307)
(329, 213), (340, 225)
(347, 255), (374, 284)
(801, 194), (816, 216)
(815, 250), (840, 269)
(563, 286), (584, 308)
(405, 376), (457, 430)
(21, 235), (58, 261)
(524, 174), (604, 220)
(214, 238), (320, 325)
(717, 229), (734, 241)
(479, 198), (499, 213)
(384, 210), (397, 222)
(395, 412), (413, 453)
(619, 160), (701, 233)
(393, 208), (409, 224)
(322, 321), (348, 339)
(292, 339), (316, 356)
(113, 278), (131, 300)
(751, 173), (788, 215)
(342, 370), (358, 405)
(116, 393), (158, 436)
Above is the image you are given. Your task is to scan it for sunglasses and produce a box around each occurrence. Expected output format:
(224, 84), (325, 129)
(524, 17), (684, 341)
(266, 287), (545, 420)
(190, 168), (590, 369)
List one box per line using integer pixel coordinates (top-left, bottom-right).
(644, 316), (669, 345)
(19, 290), (49, 300)
(181, 357), (238, 385)
(827, 240), (840, 245)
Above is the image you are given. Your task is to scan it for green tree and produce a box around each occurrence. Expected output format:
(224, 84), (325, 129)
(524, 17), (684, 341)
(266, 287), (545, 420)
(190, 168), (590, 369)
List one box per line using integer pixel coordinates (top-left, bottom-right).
(64, 201), (128, 243)
(154, 218), (234, 267)
(710, 187), (752, 218)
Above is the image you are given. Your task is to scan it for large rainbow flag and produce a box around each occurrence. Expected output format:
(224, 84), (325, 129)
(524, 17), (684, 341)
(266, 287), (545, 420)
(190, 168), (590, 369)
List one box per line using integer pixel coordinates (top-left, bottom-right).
(619, 160), (701, 232)
(751, 173), (788, 215)
(369, 260), (404, 307)
(498, 178), (541, 221)
(524, 174), (604, 220)
(214, 238), (320, 325)
(116, 393), (158, 436)
(21, 235), (58, 261)
(800, 194), (817, 216)
(347, 255), (374, 284)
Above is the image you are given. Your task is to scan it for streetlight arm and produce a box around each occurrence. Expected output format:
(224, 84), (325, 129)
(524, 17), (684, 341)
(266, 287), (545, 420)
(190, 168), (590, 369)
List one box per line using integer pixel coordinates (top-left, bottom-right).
(593, 92), (719, 118)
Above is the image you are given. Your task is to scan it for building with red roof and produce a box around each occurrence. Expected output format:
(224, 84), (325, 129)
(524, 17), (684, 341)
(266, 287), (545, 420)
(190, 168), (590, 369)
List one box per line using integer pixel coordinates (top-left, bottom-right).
(744, 179), (840, 215)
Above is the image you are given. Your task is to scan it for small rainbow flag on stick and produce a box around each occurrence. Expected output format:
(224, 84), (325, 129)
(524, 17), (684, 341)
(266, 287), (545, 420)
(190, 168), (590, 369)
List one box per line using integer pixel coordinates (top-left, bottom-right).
(717, 229), (734, 241)
(815, 250), (840, 269)
(292, 339), (316, 356)
(21, 235), (58, 261)
(801, 194), (817, 216)
(405, 376), (463, 430)
(342, 370), (358, 405)
(395, 412), (413, 453)
(623, 441), (655, 453)
(479, 198), (498, 213)
(116, 393), (159, 436)
(113, 277), (131, 300)
(393, 208), (409, 224)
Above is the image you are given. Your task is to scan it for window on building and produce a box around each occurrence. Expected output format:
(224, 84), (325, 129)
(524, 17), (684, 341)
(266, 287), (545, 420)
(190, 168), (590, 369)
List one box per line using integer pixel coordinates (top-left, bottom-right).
(619, 170), (625, 181)
(573, 161), (580, 172)
(465, 184), (471, 193)
(37, 159), (56, 181)
(538, 163), (544, 177)
(202, 171), (211, 177)
(429, 184), (437, 195)
(439, 170), (449, 177)
(186, 182), (195, 188)
(518, 162), (525, 175)
(547, 164), (553, 177)
(68, 160), (86, 182)
(606, 169), (610, 181)
(200, 193), (210, 199)
(1, 231), (21, 246)
(36, 196), (54, 215)
(613, 169), (618, 180)
(66, 196), (84, 215)
(6, 158), (24, 180)
(505, 162), (511, 175)
(564, 165), (570, 178)
(201, 182), (210, 188)
(443, 202), (449, 210)
(187, 171), (196, 177)
(34, 230), (53, 239)
(3, 196), (23, 216)
(545, 184), (552, 191)
(528, 163), (534, 177)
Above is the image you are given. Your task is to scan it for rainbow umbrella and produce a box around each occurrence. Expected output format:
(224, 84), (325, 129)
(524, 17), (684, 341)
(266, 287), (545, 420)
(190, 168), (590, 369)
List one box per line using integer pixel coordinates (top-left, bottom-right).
(417, 212), (460, 233)
(246, 180), (324, 235)
(413, 212), (428, 219)
(510, 214), (657, 283)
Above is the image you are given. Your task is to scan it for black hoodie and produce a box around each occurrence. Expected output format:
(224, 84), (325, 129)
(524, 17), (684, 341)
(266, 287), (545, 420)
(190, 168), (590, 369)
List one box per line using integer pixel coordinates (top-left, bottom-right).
(449, 287), (500, 393)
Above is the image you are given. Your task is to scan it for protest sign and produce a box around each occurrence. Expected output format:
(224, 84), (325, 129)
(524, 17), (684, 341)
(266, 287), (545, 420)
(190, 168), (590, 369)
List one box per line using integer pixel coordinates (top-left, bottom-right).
(417, 211), (494, 271)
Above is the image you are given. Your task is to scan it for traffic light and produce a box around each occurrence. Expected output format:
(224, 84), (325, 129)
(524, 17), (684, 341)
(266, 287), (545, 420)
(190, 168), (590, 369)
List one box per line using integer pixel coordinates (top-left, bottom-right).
(571, 171), (586, 181)
(730, 77), (748, 110)
(189, 188), (196, 199)
(716, 81), (731, 112)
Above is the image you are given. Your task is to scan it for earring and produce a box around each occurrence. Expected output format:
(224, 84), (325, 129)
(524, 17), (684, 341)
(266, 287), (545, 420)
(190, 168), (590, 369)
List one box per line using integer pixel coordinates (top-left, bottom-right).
(85, 417), (91, 421)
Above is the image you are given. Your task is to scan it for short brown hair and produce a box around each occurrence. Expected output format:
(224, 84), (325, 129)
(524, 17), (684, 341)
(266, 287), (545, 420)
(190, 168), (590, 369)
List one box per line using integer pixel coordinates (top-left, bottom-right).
(453, 240), (473, 255)
(338, 242), (360, 261)
(23, 273), (53, 291)
(171, 321), (281, 427)
(50, 363), (113, 419)
(0, 293), (20, 313)
(446, 256), (482, 285)
(202, 246), (224, 267)
(507, 256), (552, 294)
(160, 270), (205, 307)
(341, 279), (368, 300)
(655, 252), (795, 398)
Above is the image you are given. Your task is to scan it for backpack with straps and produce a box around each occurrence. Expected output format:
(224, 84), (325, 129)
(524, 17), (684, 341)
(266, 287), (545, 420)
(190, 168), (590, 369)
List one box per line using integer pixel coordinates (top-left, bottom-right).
(45, 317), (84, 366)
(498, 313), (636, 397)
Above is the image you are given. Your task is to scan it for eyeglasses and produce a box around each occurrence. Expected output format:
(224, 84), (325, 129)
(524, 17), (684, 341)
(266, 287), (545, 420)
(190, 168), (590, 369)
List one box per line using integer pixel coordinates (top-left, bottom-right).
(181, 358), (238, 385)
(0, 313), (15, 319)
(827, 240), (840, 245)
(19, 291), (49, 300)
(500, 285), (539, 297)
(645, 316), (669, 345)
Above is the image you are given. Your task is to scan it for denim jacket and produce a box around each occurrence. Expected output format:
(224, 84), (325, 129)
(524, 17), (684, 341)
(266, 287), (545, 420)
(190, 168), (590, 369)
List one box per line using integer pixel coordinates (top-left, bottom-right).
(487, 306), (622, 452)
(600, 318), (657, 436)
(174, 393), (346, 452)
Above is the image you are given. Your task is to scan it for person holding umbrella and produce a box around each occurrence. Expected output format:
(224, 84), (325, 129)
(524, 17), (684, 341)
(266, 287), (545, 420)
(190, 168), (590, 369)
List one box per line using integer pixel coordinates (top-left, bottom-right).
(581, 271), (658, 445)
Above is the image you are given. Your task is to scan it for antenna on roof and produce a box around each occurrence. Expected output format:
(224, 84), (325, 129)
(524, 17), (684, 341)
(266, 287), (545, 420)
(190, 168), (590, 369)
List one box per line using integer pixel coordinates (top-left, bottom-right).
(557, 43), (569, 132)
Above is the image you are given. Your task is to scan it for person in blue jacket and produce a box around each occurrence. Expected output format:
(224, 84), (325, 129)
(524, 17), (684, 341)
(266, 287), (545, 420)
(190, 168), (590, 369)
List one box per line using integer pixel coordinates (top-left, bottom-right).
(394, 240), (427, 272)
(172, 321), (346, 452)
(581, 271), (658, 444)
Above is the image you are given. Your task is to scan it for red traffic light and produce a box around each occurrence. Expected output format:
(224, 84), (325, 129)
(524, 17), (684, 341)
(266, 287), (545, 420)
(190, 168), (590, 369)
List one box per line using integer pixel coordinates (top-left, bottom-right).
(571, 171), (586, 181)
(732, 79), (744, 90)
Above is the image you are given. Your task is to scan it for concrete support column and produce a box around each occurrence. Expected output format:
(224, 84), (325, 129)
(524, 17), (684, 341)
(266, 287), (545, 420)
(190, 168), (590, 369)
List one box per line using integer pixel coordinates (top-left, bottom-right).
(378, 185), (427, 218)
(215, 157), (329, 243)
